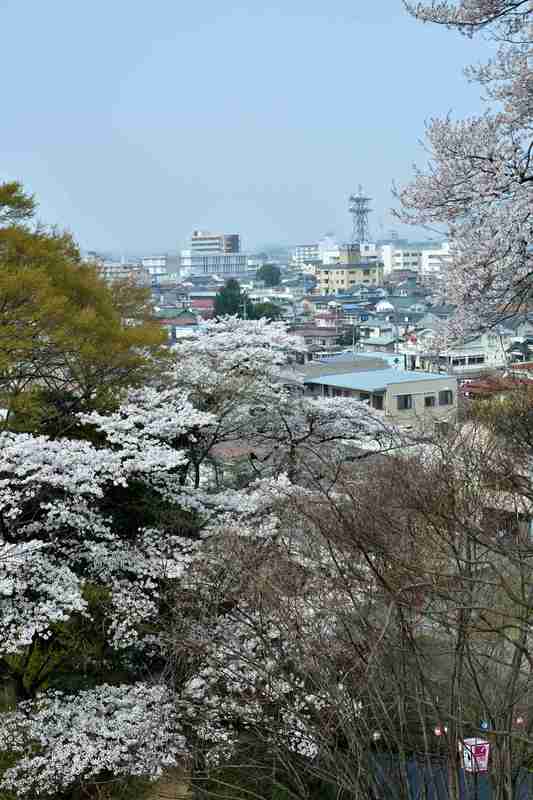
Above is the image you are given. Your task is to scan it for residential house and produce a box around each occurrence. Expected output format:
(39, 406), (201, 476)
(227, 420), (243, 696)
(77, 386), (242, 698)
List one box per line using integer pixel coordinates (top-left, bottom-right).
(400, 330), (514, 374)
(290, 325), (342, 349)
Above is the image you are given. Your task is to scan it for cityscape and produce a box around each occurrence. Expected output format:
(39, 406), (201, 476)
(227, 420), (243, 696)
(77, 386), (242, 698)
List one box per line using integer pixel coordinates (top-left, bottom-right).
(86, 190), (529, 411)
(1, 1), (533, 799)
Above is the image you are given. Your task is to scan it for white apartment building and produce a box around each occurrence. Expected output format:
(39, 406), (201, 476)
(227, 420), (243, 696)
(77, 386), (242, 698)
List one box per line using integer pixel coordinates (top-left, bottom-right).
(381, 242), (452, 279)
(291, 243), (321, 266)
(141, 254), (179, 283)
(181, 230), (248, 276)
(190, 230), (240, 254)
(292, 237), (350, 268)
(180, 250), (249, 276)
(358, 242), (381, 261)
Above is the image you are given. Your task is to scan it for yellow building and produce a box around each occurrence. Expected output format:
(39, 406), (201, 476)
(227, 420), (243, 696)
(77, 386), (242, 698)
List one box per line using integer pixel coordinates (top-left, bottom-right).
(316, 261), (384, 294)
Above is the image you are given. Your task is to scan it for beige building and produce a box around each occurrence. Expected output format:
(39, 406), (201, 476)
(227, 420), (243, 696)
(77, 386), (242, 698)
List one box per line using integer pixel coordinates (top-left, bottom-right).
(316, 262), (384, 293)
(190, 230), (240, 254)
(305, 368), (457, 427)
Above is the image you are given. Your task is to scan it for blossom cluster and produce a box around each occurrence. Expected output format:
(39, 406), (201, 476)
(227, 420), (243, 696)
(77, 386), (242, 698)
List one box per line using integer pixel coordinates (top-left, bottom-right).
(0, 683), (184, 796)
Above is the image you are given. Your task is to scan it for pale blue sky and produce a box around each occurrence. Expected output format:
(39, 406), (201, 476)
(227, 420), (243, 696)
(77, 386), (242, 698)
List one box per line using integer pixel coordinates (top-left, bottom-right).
(1, 1), (492, 254)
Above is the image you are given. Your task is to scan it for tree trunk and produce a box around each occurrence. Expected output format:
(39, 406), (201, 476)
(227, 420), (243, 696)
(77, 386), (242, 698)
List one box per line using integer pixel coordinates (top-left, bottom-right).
(145, 767), (191, 800)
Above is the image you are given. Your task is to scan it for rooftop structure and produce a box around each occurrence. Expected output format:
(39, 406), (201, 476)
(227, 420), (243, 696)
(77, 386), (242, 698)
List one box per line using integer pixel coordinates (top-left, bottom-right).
(182, 230), (249, 276)
(190, 231), (240, 254)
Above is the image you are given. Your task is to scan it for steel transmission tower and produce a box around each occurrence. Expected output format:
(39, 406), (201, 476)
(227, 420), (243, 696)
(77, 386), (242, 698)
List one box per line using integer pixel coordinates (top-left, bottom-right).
(348, 186), (372, 244)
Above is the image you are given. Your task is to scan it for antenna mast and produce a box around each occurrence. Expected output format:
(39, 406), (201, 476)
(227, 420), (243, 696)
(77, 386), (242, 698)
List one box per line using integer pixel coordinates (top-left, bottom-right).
(348, 186), (372, 244)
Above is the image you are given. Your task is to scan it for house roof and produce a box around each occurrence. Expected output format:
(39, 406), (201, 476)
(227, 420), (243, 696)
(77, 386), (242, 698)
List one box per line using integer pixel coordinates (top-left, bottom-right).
(305, 368), (454, 393)
(301, 357), (389, 380)
(359, 335), (397, 346)
(461, 375), (533, 396)
(294, 327), (339, 337)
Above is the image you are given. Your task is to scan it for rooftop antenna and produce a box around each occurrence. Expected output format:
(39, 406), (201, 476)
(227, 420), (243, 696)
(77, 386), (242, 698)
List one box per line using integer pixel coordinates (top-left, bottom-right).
(348, 185), (372, 244)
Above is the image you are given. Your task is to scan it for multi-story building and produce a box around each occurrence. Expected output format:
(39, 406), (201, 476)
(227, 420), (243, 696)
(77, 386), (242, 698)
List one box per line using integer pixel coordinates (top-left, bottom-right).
(190, 230), (240, 254)
(316, 245), (384, 293)
(181, 230), (248, 276)
(316, 262), (384, 293)
(381, 241), (452, 279)
(97, 259), (150, 285)
(291, 243), (321, 267)
(180, 251), (249, 276)
(141, 254), (180, 283)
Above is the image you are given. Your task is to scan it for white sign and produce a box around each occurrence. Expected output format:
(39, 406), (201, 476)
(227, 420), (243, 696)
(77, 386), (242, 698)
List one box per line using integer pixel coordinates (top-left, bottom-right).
(461, 738), (490, 773)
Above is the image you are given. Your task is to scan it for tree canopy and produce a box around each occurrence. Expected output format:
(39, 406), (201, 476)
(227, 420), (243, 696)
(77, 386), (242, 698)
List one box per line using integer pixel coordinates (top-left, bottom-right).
(397, 0), (533, 330)
(214, 280), (284, 321)
(0, 182), (167, 434)
(0, 316), (390, 798)
(213, 278), (246, 317)
(0, 181), (36, 227)
(256, 263), (281, 287)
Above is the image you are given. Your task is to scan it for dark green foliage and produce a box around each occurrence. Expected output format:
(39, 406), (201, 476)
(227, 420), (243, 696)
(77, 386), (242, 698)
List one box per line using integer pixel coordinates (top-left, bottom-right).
(247, 302), (283, 321)
(256, 264), (281, 287)
(214, 279), (247, 317)
(214, 280), (283, 321)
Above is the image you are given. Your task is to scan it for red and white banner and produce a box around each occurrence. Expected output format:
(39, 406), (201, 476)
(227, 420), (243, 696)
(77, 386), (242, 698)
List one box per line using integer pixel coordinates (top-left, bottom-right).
(460, 738), (490, 773)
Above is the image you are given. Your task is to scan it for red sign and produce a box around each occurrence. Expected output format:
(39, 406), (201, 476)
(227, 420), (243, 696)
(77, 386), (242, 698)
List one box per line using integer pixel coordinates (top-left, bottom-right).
(461, 738), (490, 773)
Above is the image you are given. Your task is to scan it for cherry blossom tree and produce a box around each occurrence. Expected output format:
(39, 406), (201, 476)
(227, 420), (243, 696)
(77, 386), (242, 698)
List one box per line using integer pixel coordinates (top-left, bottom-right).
(0, 414), (202, 796)
(396, 0), (533, 329)
(169, 316), (390, 487)
(0, 316), (397, 797)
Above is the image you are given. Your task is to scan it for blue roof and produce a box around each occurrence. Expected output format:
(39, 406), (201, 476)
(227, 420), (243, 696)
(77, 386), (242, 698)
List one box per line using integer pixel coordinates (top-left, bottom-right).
(305, 369), (454, 392)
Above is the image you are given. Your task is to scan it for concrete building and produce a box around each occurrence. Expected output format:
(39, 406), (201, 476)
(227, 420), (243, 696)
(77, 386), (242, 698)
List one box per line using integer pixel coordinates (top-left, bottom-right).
(291, 243), (321, 266)
(381, 242), (452, 279)
(190, 231), (240, 254)
(305, 368), (457, 426)
(141, 254), (180, 283)
(319, 235), (342, 265)
(180, 251), (249, 276)
(316, 261), (384, 293)
(181, 229), (249, 276)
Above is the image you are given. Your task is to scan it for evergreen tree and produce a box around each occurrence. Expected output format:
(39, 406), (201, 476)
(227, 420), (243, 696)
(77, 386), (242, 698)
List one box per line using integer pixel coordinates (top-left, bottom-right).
(256, 263), (281, 287)
(247, 301), (283, 321)
(214, 279), (247, 317)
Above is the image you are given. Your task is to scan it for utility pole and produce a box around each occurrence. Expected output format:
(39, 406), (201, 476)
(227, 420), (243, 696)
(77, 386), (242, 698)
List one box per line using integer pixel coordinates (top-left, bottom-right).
(352, 320), (358, 353)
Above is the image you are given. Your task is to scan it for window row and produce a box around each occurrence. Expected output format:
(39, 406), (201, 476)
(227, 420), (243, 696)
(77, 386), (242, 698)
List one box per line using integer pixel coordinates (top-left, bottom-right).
(397, 390), (453, 411)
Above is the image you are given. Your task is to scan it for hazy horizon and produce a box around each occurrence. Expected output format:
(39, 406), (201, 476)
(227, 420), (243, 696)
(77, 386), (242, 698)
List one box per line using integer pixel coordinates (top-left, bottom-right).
(2, 1), (493, 254)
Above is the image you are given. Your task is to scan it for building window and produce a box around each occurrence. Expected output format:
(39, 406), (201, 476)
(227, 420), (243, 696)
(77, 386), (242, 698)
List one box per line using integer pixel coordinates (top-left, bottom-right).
(439, 390), (453, 406)
(397, 394), (413, 411)
(372, 394), (384, 410)
(424, 395), (436, 408)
